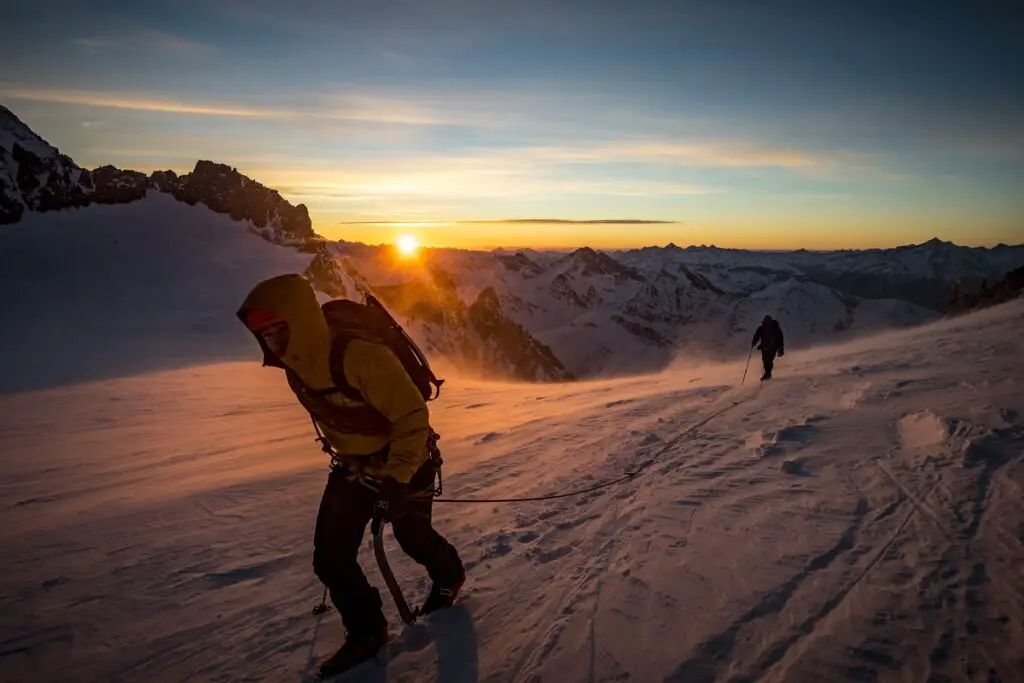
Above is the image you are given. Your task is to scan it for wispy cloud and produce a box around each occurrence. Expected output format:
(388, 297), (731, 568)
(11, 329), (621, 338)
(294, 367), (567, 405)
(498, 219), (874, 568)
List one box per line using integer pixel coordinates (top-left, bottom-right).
(260, 166), (721, 201)
(0, 87), (465, 126)
(74, 30), (210, 55)
(317, 94), (456, 125)
(336, 218), (678, 225)
(766, 192), (851, 201)
(2, 88), (279, 117)
(489, 218), (677, 224)
(318, 139), (885, 176)
(253, 141), (830, 177)
(74, 38), (121, 50)
(497, 142), (904, 179)
(515, 142), (821, 170)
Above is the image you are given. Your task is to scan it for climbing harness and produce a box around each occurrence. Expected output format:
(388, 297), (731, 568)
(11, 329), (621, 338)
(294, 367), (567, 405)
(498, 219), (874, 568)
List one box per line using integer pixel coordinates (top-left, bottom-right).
(307, 415), (444, 495)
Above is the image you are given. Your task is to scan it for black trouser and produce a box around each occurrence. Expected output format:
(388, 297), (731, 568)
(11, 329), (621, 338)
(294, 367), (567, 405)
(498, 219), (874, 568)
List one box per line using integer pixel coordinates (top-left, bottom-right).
(761, 346), (778, 375)
(312, 461), (463, 639)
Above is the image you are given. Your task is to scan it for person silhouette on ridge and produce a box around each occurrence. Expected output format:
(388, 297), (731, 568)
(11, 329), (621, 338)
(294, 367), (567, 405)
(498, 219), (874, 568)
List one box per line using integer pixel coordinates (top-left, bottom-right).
(751, 314), (785, 380)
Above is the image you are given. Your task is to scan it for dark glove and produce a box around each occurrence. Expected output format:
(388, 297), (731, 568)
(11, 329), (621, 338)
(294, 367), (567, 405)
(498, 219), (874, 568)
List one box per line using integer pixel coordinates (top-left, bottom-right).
(375, 476), (409, 521)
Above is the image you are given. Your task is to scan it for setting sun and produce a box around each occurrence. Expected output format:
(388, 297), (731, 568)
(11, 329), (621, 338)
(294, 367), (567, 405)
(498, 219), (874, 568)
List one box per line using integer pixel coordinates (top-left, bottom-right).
(396, 234), (419, 256)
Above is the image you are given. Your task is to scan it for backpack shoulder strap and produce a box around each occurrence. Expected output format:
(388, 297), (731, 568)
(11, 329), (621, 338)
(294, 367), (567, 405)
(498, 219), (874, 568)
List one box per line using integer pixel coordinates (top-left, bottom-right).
(327, 330), (365, 402)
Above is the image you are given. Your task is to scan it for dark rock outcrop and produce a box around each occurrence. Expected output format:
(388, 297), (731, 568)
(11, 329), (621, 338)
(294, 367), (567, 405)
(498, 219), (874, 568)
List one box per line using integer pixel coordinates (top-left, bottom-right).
(86, 165), (151, 204)
(304, 245), (349, 299)
(949, 266), (1024, 314)
(150, 170), (183, 193)
(168, 161), (314, 247)
(468, 288), (576, 381)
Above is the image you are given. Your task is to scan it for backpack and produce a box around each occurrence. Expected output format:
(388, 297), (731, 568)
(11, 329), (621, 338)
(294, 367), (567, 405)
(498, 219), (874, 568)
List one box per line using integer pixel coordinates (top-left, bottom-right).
(323, 294), (444, 403)
(285, 293), (444, 439)
(285, 293), (446, 492)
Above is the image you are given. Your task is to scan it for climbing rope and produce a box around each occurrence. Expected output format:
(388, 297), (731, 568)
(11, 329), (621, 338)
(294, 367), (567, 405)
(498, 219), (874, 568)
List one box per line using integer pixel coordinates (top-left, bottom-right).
(433, 391), (754, 505)
(309, 384), (759, 617)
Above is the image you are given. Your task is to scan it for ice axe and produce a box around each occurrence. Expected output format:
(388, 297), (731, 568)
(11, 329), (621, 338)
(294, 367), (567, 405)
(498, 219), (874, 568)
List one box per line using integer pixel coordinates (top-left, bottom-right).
(310, 515), (420, 624)
(741, 346), (753, 385)
(371, 513), (420, 624)
(312, 589), (329, 615)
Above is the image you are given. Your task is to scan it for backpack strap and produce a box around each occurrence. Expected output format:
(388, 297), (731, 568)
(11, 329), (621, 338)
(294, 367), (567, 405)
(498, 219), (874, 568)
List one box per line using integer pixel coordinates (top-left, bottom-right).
(327, 329), (374, 402)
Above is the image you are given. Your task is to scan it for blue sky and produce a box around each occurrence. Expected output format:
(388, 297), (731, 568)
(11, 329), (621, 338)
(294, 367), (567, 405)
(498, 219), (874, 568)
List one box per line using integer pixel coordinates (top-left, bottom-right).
(2, 0), (1022, 248)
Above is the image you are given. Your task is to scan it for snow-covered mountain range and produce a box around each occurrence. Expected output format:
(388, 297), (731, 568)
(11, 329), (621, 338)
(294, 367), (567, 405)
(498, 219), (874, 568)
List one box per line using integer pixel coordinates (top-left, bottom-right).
(3, 103), (1023, 391)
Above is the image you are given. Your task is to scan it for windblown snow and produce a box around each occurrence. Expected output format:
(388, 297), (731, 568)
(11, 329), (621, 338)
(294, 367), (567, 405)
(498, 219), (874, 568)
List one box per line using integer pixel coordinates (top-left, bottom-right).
(2, 243), (1024, 681)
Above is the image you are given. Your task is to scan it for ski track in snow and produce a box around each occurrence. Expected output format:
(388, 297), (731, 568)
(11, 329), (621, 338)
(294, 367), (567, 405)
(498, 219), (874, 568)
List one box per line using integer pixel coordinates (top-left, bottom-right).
(2, 301), (1024, 683)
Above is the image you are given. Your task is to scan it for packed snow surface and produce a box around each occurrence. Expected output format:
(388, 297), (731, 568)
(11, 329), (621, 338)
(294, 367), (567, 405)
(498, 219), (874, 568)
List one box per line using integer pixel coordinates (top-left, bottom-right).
(2, 296), (1023, 683)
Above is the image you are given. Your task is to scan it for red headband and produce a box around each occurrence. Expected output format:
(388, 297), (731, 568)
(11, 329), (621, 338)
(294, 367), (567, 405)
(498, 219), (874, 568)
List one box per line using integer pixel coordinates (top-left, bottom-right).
(245, 308), (286, 331)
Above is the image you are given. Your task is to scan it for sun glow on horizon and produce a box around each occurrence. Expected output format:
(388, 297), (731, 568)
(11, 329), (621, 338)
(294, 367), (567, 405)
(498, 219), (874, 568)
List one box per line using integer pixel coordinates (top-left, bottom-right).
(396, 234), (420, 256)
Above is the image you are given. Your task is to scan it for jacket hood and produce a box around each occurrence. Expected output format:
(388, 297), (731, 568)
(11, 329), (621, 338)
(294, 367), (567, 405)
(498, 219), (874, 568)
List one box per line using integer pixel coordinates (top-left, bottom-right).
(236, 274), (333, 388)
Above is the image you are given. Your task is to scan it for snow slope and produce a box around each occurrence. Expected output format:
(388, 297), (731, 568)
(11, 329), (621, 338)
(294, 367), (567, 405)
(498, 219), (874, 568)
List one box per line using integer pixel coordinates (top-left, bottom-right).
(2, 295), (1022, 683)
(0, 192), (313, 394)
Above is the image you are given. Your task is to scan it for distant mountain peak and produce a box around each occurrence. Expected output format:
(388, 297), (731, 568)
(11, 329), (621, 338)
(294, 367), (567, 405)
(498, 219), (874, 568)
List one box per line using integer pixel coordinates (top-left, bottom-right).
(569, 246), (599, 258)
(562, 246), (646, 282)
(496, 250), (545, 277)
(917, 237), (967, 252)
(0, 105), (59, 159)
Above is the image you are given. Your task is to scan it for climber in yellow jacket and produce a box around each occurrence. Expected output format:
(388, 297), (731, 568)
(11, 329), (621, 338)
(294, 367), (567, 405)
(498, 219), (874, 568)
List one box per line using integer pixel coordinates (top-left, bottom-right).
(237, 274), (464, 679)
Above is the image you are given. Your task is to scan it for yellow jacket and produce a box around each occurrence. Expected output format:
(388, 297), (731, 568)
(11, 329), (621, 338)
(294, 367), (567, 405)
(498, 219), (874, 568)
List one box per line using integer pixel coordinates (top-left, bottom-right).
(237, 274), (430, 483)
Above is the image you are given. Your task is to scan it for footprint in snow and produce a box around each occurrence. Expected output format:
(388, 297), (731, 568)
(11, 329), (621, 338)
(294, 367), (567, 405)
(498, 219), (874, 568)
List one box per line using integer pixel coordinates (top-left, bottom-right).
(749, 421), (820, 458)
(475, 432), (501, 444)
(606, 398), (634, 408)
